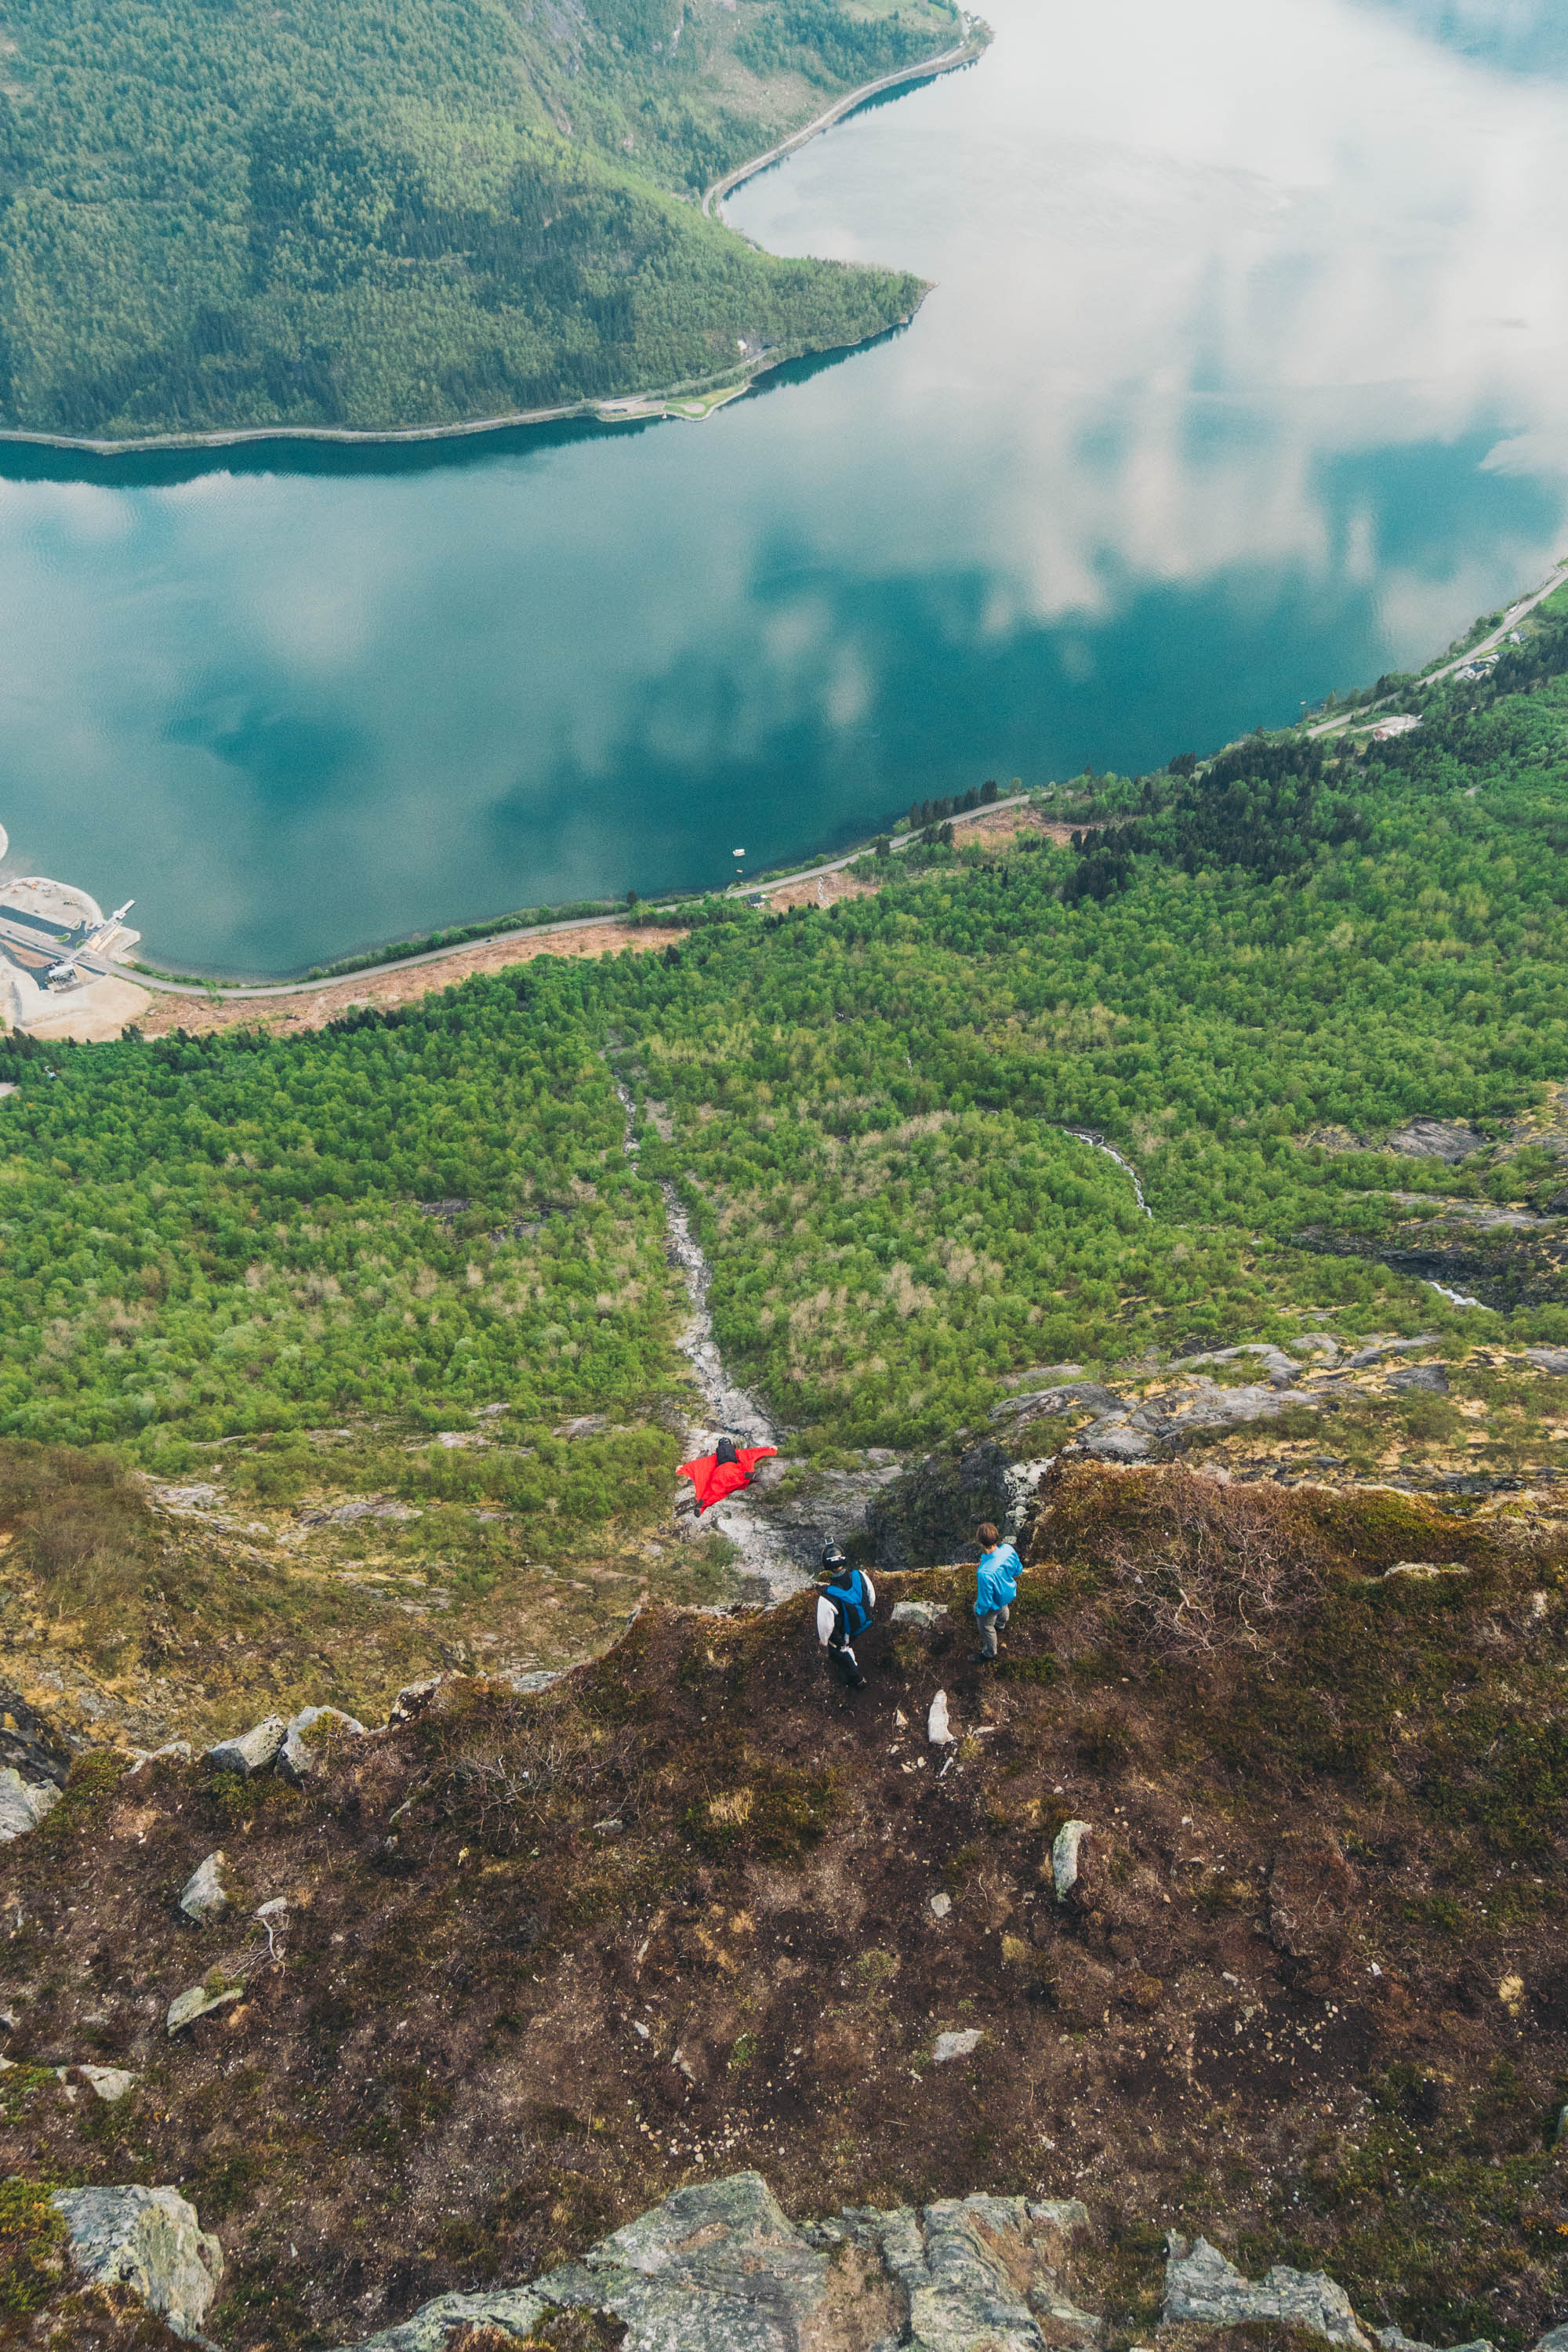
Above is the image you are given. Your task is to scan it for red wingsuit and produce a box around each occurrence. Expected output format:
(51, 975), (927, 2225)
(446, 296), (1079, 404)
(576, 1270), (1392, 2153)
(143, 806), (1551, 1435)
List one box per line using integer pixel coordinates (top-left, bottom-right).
(679, 1444), (778, 1513)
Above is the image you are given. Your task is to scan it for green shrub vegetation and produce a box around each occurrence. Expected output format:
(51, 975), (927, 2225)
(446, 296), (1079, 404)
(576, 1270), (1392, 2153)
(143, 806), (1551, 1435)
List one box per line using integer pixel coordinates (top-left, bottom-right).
(0, 0), (956, 437)
(5, 605), (1568, 1457)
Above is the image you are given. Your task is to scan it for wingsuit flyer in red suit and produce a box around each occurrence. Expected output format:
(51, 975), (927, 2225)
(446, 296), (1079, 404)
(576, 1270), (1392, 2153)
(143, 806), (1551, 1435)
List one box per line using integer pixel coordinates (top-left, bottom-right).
(678, 1436), (779, 1513)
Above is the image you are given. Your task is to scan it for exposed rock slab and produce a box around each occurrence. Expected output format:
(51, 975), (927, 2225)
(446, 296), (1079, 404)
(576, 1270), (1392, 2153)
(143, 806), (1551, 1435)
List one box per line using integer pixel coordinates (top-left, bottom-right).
(1163, 2234), (1370, 2346)
(50, 2184), (223, 2339)
(0, 1766), (60, 1841)
(532, 2171), (835, 2352)
(329, 2286), (550, 2352)
(863, 1438), (1013, 1568)
(1384, 1117), (1487, 1162)
(330, 2173), (1100, 2352)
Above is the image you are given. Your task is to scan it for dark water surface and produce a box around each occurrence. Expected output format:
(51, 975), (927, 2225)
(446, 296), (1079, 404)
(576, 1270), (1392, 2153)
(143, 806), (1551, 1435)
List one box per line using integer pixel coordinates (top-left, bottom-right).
(2, 0), (1566, 973)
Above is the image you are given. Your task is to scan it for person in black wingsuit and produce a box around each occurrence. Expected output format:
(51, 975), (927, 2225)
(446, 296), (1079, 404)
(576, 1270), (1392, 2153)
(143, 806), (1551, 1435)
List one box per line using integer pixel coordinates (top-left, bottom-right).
(815, 1542), (875, 1690)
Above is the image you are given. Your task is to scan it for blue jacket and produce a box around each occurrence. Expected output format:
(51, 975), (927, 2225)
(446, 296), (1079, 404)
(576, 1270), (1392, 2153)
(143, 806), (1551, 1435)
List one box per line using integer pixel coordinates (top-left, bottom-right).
(975, 1543), (1022, 1617)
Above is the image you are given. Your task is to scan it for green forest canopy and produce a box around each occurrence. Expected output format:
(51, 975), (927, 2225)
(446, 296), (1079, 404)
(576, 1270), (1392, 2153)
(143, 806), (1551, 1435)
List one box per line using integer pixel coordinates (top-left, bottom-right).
(0, 0), (958, 438)
(5, 597), (1568, 1463)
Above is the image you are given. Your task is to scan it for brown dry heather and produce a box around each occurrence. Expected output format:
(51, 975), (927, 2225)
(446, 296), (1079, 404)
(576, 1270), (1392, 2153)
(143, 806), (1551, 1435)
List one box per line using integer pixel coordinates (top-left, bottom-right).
(3, 1466), (1568, 2347)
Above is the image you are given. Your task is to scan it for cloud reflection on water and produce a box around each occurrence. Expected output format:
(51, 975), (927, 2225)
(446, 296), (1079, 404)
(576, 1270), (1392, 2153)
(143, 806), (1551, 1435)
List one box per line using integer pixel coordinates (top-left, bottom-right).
(0, 0), (1565, 967)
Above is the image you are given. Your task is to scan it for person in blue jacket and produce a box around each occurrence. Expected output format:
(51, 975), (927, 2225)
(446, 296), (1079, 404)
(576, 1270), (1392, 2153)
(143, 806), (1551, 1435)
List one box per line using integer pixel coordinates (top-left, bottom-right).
(971, 1520), (1022, 1663)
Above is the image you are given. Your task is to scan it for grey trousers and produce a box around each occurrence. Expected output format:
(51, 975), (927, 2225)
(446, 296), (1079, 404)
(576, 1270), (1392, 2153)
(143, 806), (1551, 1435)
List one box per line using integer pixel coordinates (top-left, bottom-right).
(977, 1605), (1010, 1657)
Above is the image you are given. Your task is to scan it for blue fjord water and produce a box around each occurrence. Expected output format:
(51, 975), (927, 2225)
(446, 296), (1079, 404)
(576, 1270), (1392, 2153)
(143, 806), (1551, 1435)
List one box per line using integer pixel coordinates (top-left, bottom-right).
(1, 0), (1566, 975)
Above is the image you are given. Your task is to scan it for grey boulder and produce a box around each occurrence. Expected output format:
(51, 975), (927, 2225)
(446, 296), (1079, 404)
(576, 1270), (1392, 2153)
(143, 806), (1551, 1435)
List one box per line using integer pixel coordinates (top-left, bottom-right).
(178, 1851), (231, 1925)
(891, 1600), (948, 1628)
(206, 1717), (287, 1777)
(328, 2286), (550, 2352)
(0, 1766), (60, 1842)
(532, 2171), (839, 2352)
(50, 2184), (223, 2339)
(167, 1983), (244, 2034)
(1164, 2235), (1370, 2346)
(280, 1705), (366, 1782)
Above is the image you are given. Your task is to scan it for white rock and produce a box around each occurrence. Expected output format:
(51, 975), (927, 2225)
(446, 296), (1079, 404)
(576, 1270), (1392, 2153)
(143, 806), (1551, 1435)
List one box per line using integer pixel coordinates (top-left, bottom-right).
(929, 1891), (953, 1919)
(178, 1851), (230, 1926)
(167, 1984), (244, 2035)
(891, 1600), (948, 1627)
(927, 1691), (954, 1747)
(206, 1716), (287, 1776)
(931, 2028), (983, 2062)
(125, 1742), (193, 1776)
(0, 1767), (60, 1842)
(51, 2184), (223, 2338)
(75, 2065), (136, 2103)
(1052, 1818), (1092, 1902)
(279, 1704), (367, 1783)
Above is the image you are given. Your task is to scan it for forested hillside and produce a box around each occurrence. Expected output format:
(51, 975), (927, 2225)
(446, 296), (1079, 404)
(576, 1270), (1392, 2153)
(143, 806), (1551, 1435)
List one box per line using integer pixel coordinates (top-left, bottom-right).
(0, 0), (959, 438)
(5, 585), (1568, 1465)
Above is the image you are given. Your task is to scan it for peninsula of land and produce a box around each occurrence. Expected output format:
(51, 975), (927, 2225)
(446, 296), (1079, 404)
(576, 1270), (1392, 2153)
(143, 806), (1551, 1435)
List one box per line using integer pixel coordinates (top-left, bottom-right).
(0, 0), (985, 449)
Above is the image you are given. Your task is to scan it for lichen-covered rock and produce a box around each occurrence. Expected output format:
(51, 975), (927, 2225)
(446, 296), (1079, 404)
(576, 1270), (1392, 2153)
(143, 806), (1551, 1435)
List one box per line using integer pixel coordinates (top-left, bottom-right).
(532, 2171), (835, 2352)
(279, 1705), (366, 1782)
(206, 1716), (286, 1776)
(328, 2286), (550, 2352)
(932, 2030), (983, 2063)
(178, 1851), (230, 1925)
(167, 1982), (243, 2034)
(0, 1766), (60, 1842)
(1053, 1819), (1092, 1903)
(1163, 2235), (1370, 2347)
(892, 1600), (948, 1628)
(329, 2173), (1101, 2352)
(50, 2184), (223, 2339)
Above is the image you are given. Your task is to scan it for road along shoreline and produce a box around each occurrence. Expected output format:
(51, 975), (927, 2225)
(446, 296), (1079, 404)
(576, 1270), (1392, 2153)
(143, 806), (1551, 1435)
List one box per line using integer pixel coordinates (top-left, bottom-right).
(96, 795), (1033, 1006)
(701, 20), (989, 220)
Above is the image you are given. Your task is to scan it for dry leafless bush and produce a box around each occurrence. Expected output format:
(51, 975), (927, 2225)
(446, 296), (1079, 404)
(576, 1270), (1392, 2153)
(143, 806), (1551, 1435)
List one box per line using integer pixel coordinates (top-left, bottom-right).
(1094, 1471), (1327, 1657)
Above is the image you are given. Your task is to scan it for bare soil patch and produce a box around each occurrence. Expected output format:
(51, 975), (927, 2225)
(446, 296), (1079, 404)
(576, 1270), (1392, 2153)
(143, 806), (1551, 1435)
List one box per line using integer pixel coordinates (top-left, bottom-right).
(133, 925), (684, 1040)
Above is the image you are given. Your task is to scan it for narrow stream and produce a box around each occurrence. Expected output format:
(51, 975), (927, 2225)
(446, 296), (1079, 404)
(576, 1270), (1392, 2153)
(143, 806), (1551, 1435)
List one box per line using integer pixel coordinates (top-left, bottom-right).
(1062, 1128), (1152, 1218)
(612, 1075), (808, 1603)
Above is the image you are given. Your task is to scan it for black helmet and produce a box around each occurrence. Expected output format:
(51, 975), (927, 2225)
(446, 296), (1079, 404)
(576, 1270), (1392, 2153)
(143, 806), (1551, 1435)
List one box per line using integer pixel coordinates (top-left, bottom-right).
(821, 1542), (848, 1575)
